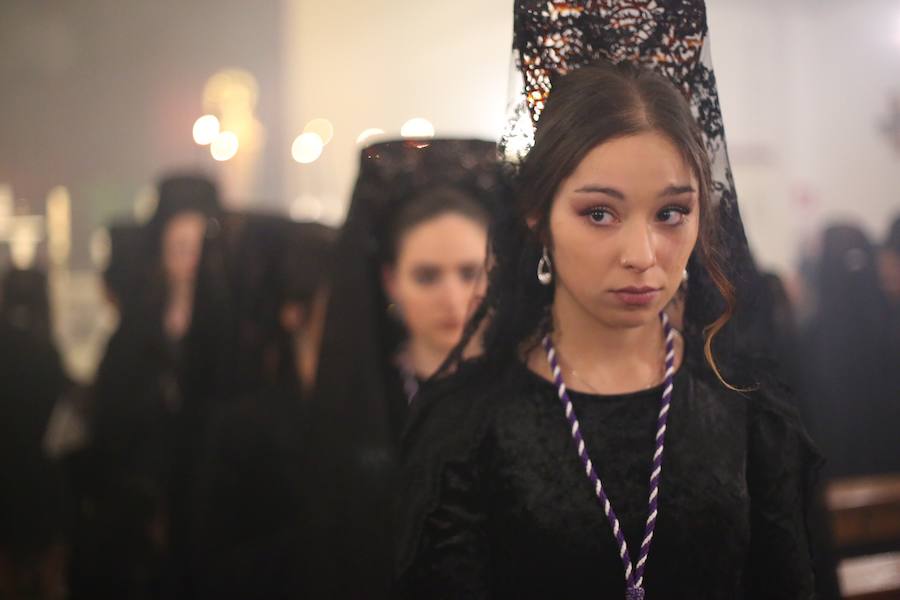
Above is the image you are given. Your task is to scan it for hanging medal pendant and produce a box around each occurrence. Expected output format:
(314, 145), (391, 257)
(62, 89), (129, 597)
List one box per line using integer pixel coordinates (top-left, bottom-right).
(626, 586), (645, 600)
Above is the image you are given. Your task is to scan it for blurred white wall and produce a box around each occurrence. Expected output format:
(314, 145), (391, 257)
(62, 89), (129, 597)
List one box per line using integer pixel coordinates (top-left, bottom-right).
(0, 0), (284, 268)
(1, 0), (896, 274)
(281, 0), (900, 273)
(279, 0), (514, 225)
(707, 0), (900, 271)
(0, 1), (285, 380)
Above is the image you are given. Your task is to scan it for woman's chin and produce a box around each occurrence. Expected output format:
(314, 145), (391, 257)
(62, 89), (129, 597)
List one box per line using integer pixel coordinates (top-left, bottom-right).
(595, 303), (663, 329)
(425, 332), (463, 356)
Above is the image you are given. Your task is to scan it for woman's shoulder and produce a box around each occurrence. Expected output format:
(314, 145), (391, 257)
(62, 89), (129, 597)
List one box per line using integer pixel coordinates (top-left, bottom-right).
(745, 379), (823, 477)
(401, 358), (518, 462)
(395, 358), (515, 581)
(686, 360), (803, 418)
(688, 365), (822, 476)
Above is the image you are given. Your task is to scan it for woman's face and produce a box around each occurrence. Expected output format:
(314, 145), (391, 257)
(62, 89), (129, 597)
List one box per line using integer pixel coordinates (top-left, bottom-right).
(547, 131), (700, 329)
(384, 212), (488, 355)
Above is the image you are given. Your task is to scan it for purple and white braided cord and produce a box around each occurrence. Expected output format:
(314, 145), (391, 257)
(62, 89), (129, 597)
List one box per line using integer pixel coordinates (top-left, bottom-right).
(542, 312), (675, 599)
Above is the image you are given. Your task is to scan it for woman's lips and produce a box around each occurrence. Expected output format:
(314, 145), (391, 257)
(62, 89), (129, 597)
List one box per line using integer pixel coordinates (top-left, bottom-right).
(611, 286), (661, 307)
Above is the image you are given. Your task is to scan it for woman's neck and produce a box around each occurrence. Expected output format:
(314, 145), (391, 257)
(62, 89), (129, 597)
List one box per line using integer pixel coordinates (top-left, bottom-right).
(528, 289), (680, 395)
(406, 337), (450, 379)
(164, 280), (195, 341)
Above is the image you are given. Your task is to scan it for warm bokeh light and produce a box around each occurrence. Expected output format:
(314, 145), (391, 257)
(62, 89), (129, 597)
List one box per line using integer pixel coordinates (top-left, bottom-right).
(202, 69), (264, 160)
(204, 69), (259, 115)
(400, 117), (435, 138)
(291, 132), (324, 164)
(303, 118), (334, 145)
(356, 128), (385, 145)
(192, 114), (221, 145)
(210, 131), (240, 161)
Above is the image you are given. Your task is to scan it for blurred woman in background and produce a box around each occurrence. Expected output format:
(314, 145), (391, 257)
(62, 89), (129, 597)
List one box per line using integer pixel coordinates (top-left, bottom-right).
(381, 185), (490, 404)
(188, 219), (336, 600)
(0, 268), (69, 600)
(798, 223), (899, 478)
(303, 139), (504, 598)
(71, 174), (220, 600)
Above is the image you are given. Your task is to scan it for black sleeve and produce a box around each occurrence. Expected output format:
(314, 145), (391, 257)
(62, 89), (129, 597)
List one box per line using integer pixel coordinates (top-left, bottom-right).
(744, 391), (822, 599)
(191, 400), (303, 600)
(394, 369), (495, 599)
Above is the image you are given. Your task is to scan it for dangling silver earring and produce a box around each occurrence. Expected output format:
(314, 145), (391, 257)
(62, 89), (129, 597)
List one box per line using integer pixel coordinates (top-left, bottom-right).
(682, 268), (689, 283)
(537, 246), (553, 286)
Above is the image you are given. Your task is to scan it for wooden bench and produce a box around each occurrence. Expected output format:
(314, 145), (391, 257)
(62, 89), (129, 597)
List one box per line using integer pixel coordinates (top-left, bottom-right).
(826, 474), (900, 599)
(837, 553), (900, 600)
(828, 475), (900, 550)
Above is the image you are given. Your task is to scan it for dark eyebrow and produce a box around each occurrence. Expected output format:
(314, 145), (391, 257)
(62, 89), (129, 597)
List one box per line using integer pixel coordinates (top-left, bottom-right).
(572, 184), (695, 200)
(411, 264), (441, 273)
(572, 185), (625, 200)
(660, 185), (696, 197)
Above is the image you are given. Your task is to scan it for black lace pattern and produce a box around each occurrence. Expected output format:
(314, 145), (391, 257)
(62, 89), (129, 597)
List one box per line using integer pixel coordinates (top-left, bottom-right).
(503, 0), (731, 203)
(501, 1), (772, 382)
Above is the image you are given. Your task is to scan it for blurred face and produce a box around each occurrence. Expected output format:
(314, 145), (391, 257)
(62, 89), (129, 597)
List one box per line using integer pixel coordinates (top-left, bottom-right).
(162, 211), (207, 285)
(384, 212), (488, 355)
(547, 131), (700, 329)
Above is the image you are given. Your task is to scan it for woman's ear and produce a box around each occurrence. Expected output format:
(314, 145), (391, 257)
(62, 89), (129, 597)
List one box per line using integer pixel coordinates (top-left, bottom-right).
(526, 215), (550, 249)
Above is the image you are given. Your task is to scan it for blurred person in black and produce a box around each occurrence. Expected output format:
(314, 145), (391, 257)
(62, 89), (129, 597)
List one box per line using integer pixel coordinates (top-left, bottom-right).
(0, 268), (69, 599)
(205, 214), (334, 399)
(756, 271), (803, 387)
(189, 219), (335, 599)
(168, 209), (337, 598)
(797, 223), (900, 479)
(758, 271), (841, 599)
(100, 224), (146, 315)
(791, 223), (899, 599)
(302, 139), (503, 598)
(70, 174), (221, 599)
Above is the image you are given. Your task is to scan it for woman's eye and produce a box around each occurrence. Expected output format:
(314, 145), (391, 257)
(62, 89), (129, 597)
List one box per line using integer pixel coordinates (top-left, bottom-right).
(587, 208), (614, 225)
(412, 268), (440, 285)
(459, 265), (482, 282)
(658, 207), (689, 226)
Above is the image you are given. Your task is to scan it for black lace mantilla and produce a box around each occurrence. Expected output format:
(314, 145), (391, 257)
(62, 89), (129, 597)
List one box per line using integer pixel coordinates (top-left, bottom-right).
(501, 0), (770, 384)
(503, 0), (732, 205)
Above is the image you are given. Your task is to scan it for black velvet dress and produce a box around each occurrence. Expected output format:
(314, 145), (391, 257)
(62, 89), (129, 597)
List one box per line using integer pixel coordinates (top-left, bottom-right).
(396, 357), (821, 599)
